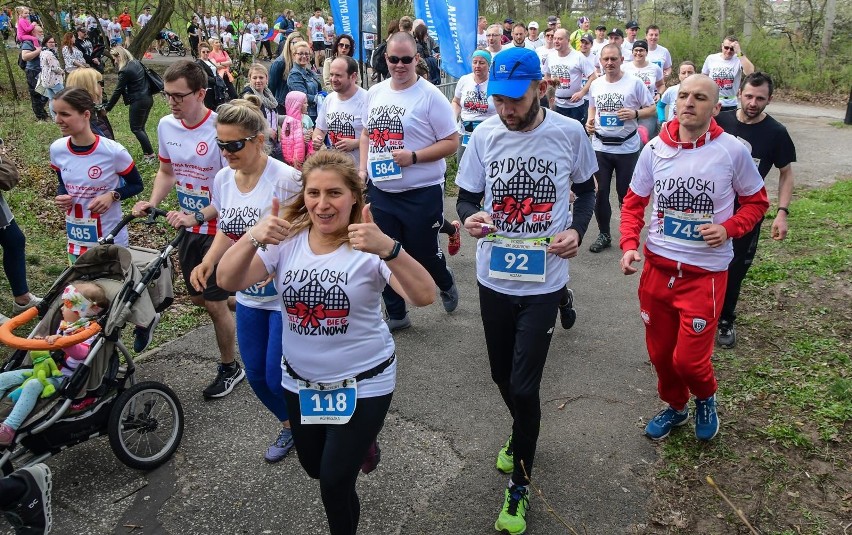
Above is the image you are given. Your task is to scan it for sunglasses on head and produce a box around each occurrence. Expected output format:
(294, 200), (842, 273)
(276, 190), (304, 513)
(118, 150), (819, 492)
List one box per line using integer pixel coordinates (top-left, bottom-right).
(215, 134), (258, 152)
(387, 55), (415, 64)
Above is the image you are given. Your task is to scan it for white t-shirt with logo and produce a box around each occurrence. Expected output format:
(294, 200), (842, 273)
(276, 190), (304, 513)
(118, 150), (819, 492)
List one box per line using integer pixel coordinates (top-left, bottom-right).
(455, 111), (598, 296)
(621, 40), (636, 61)
(157, 110), (226, 235)
(477, 31), (487, 49)
(629, 132), (764, 271)
(212, 158), (300, 310)
(323, 23), (334, 45)
(590, 39), (607, 62)
(239, 32), (254, 54)
(454, 73), (497, 132)
(50, 136), (134, 255)
(621, 61), (663, 97)
(545, 50), (596, 109)
(308, 16), (325, 42)
(107, 22), (122, 41)
(363, 77), (457, 192)
(257, 22), (269, 41)
(588, 74), (653, 154)
(257, 231), (396, 398)
(701, 53), (742, 107)
(535, 46), (552, 74)
(647, 44), (672, 72)
(526, 36), (544, 50)
(316, 87), (368, 167)
(660, 84), (679, 121)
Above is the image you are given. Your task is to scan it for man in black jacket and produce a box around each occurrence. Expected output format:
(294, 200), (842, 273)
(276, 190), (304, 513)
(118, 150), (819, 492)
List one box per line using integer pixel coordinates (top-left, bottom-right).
(75, 27), (103, 72)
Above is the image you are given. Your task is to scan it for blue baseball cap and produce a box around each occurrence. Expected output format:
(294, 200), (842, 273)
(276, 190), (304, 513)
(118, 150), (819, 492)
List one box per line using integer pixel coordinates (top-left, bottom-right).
(487, 47), (542, 98)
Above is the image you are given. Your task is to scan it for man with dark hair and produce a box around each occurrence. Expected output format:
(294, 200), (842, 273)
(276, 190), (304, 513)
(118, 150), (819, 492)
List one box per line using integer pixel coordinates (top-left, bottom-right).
(501, 18), (513, 44)
(645, 24), (672, 77)
(702, 35), (755, 113)
(713, 72), (795, 348)
(313, 56), (367, 164)
(620, 73), (768, 442)
(455, 46), (596, 535)
(132, 60), (244, 399)
(507, 22), (530, 49)
(622, 20), (639, 59)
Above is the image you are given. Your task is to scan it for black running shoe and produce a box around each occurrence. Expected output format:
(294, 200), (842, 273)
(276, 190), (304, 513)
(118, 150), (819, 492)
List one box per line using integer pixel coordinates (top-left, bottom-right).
(588, 232), (612, 253)
(1, 463), (52, 535)
(559, 288), (577, 330)
(202, 362), (246, 399)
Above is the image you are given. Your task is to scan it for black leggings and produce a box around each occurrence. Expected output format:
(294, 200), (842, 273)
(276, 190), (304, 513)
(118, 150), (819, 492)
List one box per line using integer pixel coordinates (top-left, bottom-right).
(721, 218), (763, 324)
(283, 390), (392, 535)
(594, 150), (640, 235)
(128, 94), (155, 155)
(479, 284), (560, 484)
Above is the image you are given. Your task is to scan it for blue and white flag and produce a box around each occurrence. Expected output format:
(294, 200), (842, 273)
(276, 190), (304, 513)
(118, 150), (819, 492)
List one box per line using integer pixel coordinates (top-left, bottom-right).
(330, 0), (363, 61)
(414, 0), (478, 79)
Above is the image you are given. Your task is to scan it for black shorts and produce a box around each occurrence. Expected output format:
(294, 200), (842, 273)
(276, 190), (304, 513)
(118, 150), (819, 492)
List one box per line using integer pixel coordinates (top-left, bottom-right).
(312, 40), (325, 52)
(177, 232), (232, 301)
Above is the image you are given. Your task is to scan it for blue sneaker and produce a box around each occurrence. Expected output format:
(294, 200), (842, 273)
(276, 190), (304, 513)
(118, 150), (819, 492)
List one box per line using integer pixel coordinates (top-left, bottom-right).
(644, 405), (690, 440)
(694, 395), (719, 441)
(264, 427), (294, 463)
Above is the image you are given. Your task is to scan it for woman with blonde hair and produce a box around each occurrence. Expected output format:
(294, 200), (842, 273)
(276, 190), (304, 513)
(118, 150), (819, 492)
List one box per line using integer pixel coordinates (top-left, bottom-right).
(189, 96), (301, 463)
(105, 46), (154, 160)
(216, 150), (434, 534)
(268, 31), (303, 112)
(241, 63), (280, 156)
(66, 67), (114, 139)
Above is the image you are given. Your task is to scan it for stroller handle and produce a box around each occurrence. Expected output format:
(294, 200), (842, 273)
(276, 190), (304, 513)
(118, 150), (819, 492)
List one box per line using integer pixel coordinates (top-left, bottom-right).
(0, 308), (102, 350)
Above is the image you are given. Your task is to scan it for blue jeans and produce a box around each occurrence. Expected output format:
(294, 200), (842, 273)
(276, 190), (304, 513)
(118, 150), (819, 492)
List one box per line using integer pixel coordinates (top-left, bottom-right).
(0, 370), (62, 429)
(0, 219), (29, 297)
(236, 303), (288, 422)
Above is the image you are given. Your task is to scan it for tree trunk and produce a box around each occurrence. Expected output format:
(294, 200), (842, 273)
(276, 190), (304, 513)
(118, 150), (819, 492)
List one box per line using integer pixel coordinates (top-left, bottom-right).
(0, 42), (19, 99)
(691, 0), (700, 38)
(820, 0), (836, 59)
(743, 0), (754, 40)
(506, 0), (517, 19)
(129, 0), (176, 59)
(719, 0), (727, 39)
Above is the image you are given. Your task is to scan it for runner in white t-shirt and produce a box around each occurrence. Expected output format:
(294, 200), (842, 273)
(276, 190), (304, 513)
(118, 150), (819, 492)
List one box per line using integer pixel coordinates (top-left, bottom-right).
(657, 61), (696, 122)
(451, 51), (497, 160)
(50, 89), (143, 259)
(476, 16), (488, 49)
(622, 40), (665, 139)
(308, 10), (326, 50)
(644, 25), (672, 77)
(620, 74), (768, 443)
(216, 150), (435, 535)
(131, 60), (243, 400)
(544, 28), (596, 123)
(313, 56), (367, 167)
(136, 7), (151, 28)
(358, 32), (460, 331)
(702, 36), (755, 113)
(190, 97), (301, 464)
(455, 46), (597, 535)
(585, 43), (655, 253)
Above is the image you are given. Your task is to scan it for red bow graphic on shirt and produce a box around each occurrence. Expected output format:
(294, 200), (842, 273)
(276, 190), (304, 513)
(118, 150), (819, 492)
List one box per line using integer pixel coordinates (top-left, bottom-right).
(493, 195), (554, 224)
(294, 302), (327, 328)
(370, 128), (404, 148)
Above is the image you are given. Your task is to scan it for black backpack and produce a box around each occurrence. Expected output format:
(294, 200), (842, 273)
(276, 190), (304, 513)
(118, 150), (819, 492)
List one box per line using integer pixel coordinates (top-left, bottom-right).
(17, 53), (26, 70)
(371, 40), (388, 79)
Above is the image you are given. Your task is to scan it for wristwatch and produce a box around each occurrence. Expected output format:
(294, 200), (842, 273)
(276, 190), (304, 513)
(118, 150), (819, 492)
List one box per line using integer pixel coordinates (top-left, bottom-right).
(111, 191), (121, 201)
(194, 211), (205, 224)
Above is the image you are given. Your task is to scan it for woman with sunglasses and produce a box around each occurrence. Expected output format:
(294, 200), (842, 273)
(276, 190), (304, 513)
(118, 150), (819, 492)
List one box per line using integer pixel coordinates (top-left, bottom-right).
(50, 88), (143, 263)
(216, 150), (434, 535)
(287, 41), (322, 124)
(268, 31), (303, 114)
(66, 67), (114, 139)
(321, 33), (360, 91)
(189, 96), (301, 463)
(105, 46), (155, 161)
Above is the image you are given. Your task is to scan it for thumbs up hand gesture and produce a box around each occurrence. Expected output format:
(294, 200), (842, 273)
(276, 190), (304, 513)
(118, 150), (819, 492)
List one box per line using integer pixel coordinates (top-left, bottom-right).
(347, 204), (396, 257)
(251, 197), (293, 247)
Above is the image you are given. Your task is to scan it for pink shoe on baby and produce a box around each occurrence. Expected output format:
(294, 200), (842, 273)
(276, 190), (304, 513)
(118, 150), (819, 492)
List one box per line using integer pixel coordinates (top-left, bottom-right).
(0, 423), (17, 446)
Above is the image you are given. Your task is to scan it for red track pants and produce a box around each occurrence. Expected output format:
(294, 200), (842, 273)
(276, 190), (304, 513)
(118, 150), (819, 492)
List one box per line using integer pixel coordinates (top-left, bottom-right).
(637, 250), (727, 409)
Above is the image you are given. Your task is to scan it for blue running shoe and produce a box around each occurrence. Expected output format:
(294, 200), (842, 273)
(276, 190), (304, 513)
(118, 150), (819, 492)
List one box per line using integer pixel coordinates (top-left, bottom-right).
(644, 406), (690, 440)
(264, 427), (294, 463)
(694, 395), (719, 441)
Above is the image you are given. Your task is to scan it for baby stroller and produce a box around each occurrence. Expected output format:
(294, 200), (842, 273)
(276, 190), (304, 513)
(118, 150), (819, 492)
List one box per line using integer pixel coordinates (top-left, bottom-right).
(158, 28), (187, 56)
(0, 209), (184, 474)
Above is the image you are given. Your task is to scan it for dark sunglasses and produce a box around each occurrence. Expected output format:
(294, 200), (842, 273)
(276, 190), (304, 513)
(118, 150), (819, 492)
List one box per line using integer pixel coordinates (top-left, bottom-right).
(338, 42), (351, 49)
(722, 45), (735, 51)
(97, 80), (104, 87)
(387, 55), (415, 64)
(215, 134), (258, 152)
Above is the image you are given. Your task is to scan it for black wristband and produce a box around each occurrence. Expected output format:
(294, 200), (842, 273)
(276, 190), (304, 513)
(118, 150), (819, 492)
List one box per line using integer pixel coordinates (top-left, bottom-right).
(381, 240), (402, 261)
(411, 151), (417, 164)
(777, 206), (789, 215)
(635, 109), (639, 120)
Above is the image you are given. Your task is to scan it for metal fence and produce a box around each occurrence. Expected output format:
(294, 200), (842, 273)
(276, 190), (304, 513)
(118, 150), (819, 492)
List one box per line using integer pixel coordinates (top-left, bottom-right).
(437, 74), (458, 102)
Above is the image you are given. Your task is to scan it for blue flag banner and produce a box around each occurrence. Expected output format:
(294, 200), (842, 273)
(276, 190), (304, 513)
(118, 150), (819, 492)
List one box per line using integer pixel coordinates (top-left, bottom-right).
(413, 0), (440, 42)
(415, 0), (478, 79)
(331, 0), (363, 62)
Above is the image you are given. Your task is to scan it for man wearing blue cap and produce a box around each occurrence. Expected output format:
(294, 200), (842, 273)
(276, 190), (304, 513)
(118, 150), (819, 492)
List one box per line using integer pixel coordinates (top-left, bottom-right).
(455, 46), (598, 535)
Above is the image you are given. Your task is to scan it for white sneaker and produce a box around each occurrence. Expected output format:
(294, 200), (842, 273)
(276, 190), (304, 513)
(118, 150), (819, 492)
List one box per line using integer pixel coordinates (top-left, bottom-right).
(12, 294), (42, 315)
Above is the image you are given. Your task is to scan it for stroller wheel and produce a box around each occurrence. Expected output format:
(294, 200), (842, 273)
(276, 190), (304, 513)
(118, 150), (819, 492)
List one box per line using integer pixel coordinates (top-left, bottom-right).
(108, 381), (184, 470)
(179, 49), (186, 57)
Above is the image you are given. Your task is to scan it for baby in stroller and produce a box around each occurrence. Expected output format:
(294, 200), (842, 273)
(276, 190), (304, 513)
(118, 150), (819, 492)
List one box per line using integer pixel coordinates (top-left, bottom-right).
(159, 28), (186, 55)
(0, 281), (107, 446)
